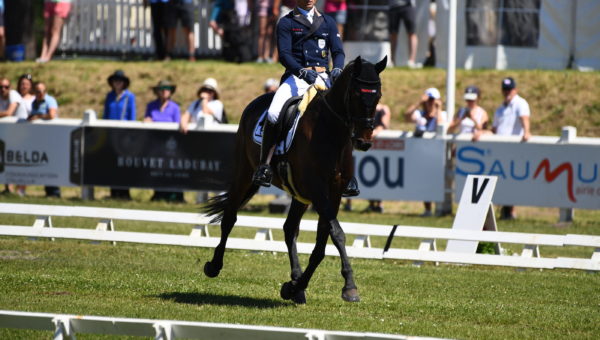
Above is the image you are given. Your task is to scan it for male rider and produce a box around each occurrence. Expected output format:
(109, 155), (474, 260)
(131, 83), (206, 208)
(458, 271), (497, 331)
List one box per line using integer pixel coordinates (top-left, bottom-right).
(252, 0), (359, 196)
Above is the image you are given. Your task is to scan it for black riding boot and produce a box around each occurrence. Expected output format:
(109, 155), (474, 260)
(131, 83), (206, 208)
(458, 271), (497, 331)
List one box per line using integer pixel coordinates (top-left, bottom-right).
(253, 120), (278, 187)
(342, 176), (360, 197)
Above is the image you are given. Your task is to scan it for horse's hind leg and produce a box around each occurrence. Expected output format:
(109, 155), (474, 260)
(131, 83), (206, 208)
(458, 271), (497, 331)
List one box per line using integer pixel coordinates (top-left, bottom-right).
(204, 155), (258, 278)
(280, 198), (308, 303)
(329, 218), (359, 302)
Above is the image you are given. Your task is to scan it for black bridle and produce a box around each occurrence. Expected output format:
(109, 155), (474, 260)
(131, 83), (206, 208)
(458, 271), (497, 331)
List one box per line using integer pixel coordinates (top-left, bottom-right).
(322, 72), (381, 132)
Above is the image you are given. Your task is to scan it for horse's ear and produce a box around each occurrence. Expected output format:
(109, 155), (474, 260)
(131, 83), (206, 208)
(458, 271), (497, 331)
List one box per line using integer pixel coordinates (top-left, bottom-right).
(375, 56), (388, 74)
(353, 56), (362, 76)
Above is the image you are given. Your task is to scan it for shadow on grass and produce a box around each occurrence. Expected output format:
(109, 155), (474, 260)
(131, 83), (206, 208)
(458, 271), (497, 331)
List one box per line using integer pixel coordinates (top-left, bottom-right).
(156, 292), (290, 309)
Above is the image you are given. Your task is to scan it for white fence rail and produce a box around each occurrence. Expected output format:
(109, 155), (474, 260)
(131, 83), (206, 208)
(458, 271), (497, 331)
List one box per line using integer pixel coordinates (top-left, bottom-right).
(60, 0), (221, 57)
(0, 203), (598, 271)
(0, 310), (422, 340)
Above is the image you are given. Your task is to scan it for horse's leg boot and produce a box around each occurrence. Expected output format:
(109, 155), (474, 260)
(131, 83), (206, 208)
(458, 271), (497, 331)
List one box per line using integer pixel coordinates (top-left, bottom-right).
(253, 120), (277, 187)
(342, 176), (360, 197)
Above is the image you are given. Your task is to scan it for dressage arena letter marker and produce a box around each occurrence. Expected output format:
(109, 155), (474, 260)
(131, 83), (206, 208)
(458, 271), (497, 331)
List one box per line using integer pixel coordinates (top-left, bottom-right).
(446, 175), (500, 254)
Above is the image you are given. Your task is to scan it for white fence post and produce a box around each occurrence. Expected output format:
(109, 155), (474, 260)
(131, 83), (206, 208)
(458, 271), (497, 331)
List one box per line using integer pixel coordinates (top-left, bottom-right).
(558, 126), (577, 223)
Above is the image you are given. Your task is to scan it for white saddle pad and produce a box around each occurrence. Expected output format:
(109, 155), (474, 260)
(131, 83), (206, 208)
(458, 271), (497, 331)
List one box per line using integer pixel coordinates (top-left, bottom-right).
(252, 110), (301, 155)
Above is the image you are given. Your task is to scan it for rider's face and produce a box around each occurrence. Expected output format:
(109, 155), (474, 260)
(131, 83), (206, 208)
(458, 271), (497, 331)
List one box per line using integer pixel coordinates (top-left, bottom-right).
(297, 0), (316, 11)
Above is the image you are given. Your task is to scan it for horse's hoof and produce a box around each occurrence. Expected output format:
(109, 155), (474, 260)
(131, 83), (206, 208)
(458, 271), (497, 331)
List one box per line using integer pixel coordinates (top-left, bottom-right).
(281, 281), (306, 304)
(342, 288), (360, 302)
(203, 261), (221, 278)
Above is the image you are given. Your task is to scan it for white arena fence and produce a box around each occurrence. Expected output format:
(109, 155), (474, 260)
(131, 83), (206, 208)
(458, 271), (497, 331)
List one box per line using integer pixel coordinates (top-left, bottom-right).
(1, 115), (599, 213)
(59, 0), (221, 58)
(0, 202), (598, 271)
(0, 310), (429, 340)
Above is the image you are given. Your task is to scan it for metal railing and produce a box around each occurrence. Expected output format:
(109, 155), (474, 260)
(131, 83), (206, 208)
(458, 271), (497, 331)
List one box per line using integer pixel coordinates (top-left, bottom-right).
(59, 0), (221, 58)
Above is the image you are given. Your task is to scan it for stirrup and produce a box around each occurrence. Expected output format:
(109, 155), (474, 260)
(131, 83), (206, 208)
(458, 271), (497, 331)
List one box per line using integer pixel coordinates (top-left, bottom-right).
(342, 177), (360, 197)
(253, 164), (273, 187)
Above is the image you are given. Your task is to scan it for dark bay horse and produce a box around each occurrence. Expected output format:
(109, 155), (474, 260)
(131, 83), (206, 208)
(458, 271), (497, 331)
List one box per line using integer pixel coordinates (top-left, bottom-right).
(202, 56), (387, 303)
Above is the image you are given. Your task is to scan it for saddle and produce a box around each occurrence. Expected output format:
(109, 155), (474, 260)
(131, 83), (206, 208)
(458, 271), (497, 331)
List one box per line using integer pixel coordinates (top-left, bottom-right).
(253, 84), (326, 155)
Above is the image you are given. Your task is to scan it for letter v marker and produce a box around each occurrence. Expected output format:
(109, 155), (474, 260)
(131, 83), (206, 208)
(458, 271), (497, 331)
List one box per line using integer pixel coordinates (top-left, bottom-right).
(471, 177), (490, 204)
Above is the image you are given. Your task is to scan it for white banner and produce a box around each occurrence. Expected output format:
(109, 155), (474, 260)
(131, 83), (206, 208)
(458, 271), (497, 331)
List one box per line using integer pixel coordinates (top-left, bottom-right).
(455, 140), (600, 209)
(354, 133), (446, 202)
(0, 119), (80, 187)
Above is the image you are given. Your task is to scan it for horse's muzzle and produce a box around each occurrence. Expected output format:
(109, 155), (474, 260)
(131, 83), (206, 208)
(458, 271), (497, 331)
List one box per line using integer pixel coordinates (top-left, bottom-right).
(353, 138), (372, 151)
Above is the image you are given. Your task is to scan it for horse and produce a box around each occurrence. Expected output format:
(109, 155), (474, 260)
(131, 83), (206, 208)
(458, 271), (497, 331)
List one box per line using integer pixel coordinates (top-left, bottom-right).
(202, 56), (387, 304)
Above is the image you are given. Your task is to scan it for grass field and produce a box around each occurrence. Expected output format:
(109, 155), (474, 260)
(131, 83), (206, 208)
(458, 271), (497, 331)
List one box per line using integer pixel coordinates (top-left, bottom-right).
(1, 187), (599, 339)
(0, 60), (598, 136)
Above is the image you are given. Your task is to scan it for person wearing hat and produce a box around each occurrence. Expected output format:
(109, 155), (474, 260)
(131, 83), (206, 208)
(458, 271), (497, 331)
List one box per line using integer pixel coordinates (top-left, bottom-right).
(492, 77), (531, 142)
(103, 70), (137, 200)
(180, 78), (225, 133)
(405, 87), (447, 136)
(405, 87), (447, 217)
(104, 70), (136, 121)
(493, 77), (531, 220)
(448, 85), (489, 140)
(144, 80), (181, 123)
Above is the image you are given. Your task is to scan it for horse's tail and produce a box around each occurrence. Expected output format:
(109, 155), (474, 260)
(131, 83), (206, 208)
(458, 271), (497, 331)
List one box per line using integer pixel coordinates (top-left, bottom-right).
(201, 184), (260, 224)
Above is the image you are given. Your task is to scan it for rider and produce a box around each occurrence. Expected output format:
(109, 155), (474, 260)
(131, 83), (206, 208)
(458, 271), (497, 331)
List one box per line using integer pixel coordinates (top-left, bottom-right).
(252, 0), (359, 197)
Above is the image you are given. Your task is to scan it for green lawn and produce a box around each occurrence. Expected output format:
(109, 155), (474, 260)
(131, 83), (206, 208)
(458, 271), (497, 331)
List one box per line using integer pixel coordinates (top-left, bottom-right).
(1, 189), (599, 339)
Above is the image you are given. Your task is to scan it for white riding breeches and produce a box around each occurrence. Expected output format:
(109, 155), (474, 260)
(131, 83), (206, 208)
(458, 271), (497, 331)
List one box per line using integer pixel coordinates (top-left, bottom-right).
(267, 72), (329, 123)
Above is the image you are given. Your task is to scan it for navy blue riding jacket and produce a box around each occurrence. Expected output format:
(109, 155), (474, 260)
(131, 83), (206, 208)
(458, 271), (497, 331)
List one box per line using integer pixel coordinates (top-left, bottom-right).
(277, 8), (345, 81)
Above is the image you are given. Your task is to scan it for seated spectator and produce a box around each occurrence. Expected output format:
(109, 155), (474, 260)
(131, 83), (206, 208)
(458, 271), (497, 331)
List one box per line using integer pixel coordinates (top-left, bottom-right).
(38, 0), (72, 63)
(144, 80), (181, 123)
(145, 80), (183, 202)
(180, 78), (225, 134)
(404, 87), (446, 217)
(0, 77), (27, 119)
(104, 70), (136, 200)
(448, 85), (489, 141)
(263, 78), (279, 93)
(29, 81), (61, 198)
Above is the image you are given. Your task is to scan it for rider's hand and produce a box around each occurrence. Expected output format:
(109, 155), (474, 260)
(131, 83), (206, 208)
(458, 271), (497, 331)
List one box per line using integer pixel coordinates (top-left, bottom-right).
(299, 69), (318, 84)
(330, 68), (342, 84)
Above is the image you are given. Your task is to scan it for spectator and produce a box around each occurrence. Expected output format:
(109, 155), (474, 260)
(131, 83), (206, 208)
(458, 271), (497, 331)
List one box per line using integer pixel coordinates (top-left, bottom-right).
(179, 78), (225, 134)
(209, 0), (234, 37)
(38, 0), (72, 63)
(493, 77), (531, 220)
(0, 77), (27, 119)
(405, 87), (446, 216)
(11, 74), (35, 196)
(364, 103), (391, 213)
(422, 0), (436, 67)
(145, 79), (183, 202)
(166, 0), (196, 61)
(144, 0), (170, 60)
(324, 0), (347, 39)
(263, 77), (279, 93)
(29, 82), (61, 198)
(0, 0), (5, 60)
(256, 0), (277, 63)
(16, 74), (34, 118)
(388, 0), (420, 68)
(104, 70), (136, 200)
(448, 85), (489, 141)
(144, 80), (181, 123)
(270, 0), (296, 63)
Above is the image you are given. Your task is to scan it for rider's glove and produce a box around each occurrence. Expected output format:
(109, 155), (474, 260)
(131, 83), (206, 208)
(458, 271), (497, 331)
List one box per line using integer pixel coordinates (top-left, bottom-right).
(330, 68), (342, 84)
(298, 69), (319, 84)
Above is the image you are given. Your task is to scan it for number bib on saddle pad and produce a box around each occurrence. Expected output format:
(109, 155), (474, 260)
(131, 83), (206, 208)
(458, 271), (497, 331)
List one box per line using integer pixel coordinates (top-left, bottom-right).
(252, 84), (326, 155)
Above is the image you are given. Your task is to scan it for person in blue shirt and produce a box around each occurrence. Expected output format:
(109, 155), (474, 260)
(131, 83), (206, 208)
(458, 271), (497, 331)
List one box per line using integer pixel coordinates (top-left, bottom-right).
(28, 81), (61, 198)
(103, 70), (136, 121)
(103, 70), (136, 200)
(252, 0), (347, 189)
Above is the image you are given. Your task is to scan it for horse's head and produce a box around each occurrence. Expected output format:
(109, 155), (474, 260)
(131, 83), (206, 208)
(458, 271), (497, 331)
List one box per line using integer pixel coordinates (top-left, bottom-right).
(341, 56), (387, 151)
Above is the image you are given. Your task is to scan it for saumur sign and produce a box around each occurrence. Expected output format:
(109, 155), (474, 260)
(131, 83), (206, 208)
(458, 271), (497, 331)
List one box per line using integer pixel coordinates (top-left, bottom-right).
(455, 141), (600, 209)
